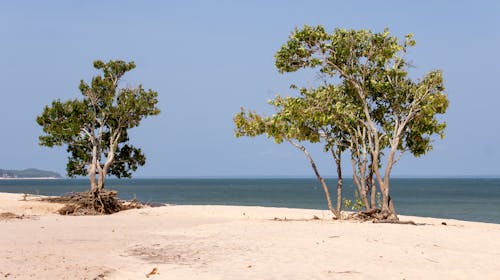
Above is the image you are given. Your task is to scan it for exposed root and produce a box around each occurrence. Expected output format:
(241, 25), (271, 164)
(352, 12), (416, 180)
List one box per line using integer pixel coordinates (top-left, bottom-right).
(42, 190), (144, 215)
(350, 208), (395, 221)
(346, 208), (426, 225)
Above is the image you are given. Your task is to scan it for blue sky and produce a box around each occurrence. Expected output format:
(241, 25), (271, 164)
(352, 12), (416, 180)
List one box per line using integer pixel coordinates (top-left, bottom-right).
(1, 1), (499, 178)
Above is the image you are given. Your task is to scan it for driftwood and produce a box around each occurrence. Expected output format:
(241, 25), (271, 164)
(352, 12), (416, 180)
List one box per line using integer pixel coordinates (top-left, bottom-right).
(272, 215), (323, 222)
(372, 219), (426, 226)
(42, 190), (143, 215)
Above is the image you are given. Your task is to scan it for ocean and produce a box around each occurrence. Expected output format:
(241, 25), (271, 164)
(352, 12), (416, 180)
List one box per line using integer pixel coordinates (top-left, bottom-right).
(0, 178), (499, 224)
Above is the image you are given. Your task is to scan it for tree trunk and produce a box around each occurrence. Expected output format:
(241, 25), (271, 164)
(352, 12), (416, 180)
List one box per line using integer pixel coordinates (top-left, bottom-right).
(351, 156), (370, 210)
(370, 171), (376, 208)
(380, 177), (396, 219)
(334, 149), (343, 219)
(288, 139), (338, 219)
(361, 177), (371, 211)
(370, 143), (399, 220)
(89, 145), (99, 195)
(360, 181), (370, 210)
(369, 153), (376, 208)
(351, 158), (363, 200)
(97, 168), (106, 193)
(360, 146), (370, 210)
(97, 136), (119, 193)
(380, 140), (399, 220)
(89, 163), (98, 194)
(381, 194), (398, 221)
(379, 171), (398, 220)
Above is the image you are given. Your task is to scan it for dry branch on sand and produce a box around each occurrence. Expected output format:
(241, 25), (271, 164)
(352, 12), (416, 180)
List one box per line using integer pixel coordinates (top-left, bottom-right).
(0, 212), (34, 221)
(270, 210), (424, 225)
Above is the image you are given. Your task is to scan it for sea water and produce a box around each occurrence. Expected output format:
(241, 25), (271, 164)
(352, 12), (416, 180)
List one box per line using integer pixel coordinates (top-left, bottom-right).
(0, 178), (499, 224)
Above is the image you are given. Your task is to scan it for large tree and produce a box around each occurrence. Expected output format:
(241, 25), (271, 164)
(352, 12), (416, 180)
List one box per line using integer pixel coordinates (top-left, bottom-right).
(275, 26), (448, 220)
(37, 60), (160, 197)
(236, 26), (448, 221)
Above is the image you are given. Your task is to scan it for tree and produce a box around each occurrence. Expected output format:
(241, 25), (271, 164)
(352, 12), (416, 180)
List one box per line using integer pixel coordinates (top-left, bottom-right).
(37, 60), (160, 198)
(275, 26), (448, 220)
(234, 96), (338, 218)
(235, 84), (353, 219)
(288, 85), (353, 216)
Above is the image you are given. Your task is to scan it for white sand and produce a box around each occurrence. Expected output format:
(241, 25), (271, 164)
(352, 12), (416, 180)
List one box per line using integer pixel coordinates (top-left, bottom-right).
(1, 192), (500, 279)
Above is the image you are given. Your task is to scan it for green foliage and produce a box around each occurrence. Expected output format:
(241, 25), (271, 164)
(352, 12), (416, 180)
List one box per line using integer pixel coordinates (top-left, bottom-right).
(37, 60), (160, 179)
(274, 25), (448, 158)
(343, 191), (377, 211)
(342, 198), (353, 210)
(376, 191), (382, 209)
(234, 83), (358, 153)
(351, 190), (365, 210)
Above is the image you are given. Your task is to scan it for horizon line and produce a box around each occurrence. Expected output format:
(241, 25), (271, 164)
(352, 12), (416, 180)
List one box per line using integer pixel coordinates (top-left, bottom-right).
(96, 174), (500, 179)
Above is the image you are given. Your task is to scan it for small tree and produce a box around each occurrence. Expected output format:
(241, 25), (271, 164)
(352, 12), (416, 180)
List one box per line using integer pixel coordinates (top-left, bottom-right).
(37, 60), (160, 199)
(235, 85), (350, 218)
(289, 85), (353, 216)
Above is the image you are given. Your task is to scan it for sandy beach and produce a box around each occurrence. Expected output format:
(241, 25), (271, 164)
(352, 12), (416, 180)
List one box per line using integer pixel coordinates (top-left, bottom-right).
(1, 192), (500, 279)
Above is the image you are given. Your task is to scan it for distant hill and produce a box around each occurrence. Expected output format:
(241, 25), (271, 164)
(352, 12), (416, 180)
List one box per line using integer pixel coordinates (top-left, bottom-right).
(0, 168), (63, 179)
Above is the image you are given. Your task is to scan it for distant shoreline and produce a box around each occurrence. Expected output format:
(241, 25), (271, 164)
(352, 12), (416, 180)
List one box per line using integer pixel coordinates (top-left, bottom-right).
(0, 168), (63, 180)
(0, 177), (60, 180)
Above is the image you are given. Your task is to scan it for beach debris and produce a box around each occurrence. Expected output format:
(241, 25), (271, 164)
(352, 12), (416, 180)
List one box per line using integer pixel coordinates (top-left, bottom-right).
(272, 216), (325, 222)
(0, 212), (21, 220)
(93, 273), (106, 279)
(0, 212), (34, 221)
(146, 267), (159, 278)
(372, 219), (424, 225)
(327, 270), (360, 274)
(42, 190), (144, 215)
(91, 269), (115, 280)
(441, 222), (447, 226)
(425, 257), (439, 263)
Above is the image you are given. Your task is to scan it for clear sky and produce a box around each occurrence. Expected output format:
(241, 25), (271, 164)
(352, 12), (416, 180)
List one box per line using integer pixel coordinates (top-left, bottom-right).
(1, 1), (499, 178)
